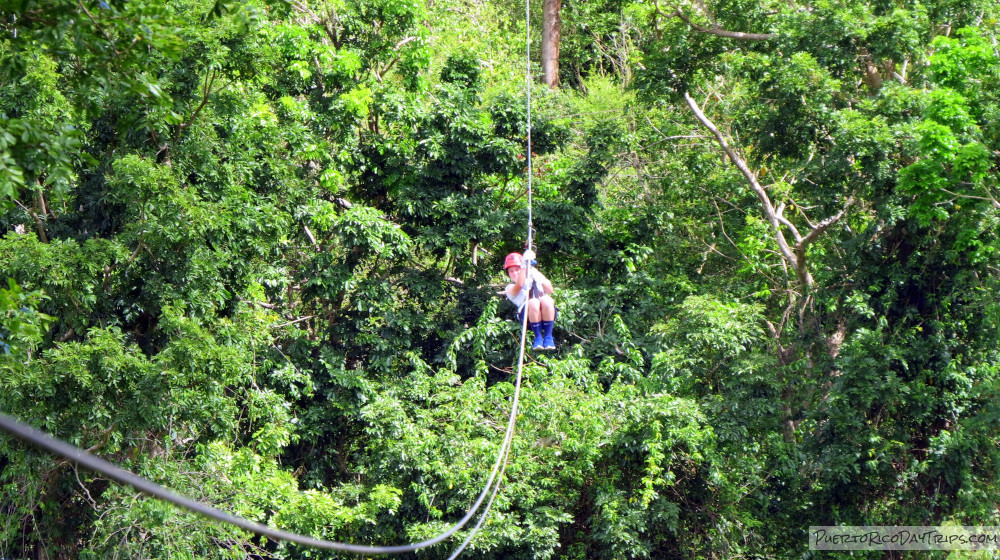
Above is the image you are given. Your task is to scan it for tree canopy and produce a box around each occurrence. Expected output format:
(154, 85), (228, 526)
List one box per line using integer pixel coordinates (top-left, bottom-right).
(2, 0), (1000, 558)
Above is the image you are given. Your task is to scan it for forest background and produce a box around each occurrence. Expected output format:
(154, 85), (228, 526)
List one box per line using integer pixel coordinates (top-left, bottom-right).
(2, 0), (1000, 558)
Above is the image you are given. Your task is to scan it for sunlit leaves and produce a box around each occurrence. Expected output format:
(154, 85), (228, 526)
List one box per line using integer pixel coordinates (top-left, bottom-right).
(928, 28), (998, 95)
(0, 0), (999, 558)
(0, 278), (53, 357)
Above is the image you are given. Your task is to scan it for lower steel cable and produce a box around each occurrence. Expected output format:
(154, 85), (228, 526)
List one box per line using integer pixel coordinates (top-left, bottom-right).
(0, 375), (521, 556)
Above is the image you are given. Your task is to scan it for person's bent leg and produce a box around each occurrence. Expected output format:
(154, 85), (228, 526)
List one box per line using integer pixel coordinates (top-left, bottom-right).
(527, 299), (544, 349)
(539, 295), (555, 322)
(527, 299), (542, 323)
(539, 295), (556, 349)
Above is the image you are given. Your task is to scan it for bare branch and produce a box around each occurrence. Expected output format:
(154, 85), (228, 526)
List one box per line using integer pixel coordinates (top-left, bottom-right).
(775, 202), (803, 243)
(658, 2), (776, 41)
(76, 0), (121, 56)
(711, 197), (741, 252)
(176, 69), (218, 139)
(14, 198), (47, 243)
(685, 92), (856, 290)
(797, 197), (854, 250)
(940, 187), (1000, 209)
(644, 114), (704, 148)
(683, 91), (801, 278)
(104, 242), (145, 291)
(74, 465), (98, 508)
(394, 36), (418, 50)
(303, 224), (320, 251)
(271, 316), (316, 329)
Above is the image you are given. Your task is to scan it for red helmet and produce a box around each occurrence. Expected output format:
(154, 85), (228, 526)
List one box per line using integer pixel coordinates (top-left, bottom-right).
(503, 252), (523, 270)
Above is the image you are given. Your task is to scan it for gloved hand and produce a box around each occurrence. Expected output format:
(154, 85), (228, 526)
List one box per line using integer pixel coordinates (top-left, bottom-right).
(522, 248), (536, 264)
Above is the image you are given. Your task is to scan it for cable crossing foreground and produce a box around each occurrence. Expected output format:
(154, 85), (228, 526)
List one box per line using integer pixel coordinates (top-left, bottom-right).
(444, 0), (538, 555)
(0, 237), (529, 557)
(0, 400), (516, 554)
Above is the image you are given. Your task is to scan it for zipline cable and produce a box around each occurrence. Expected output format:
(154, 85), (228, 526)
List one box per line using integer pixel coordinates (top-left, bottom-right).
(445, 411), (515, 560)
(445, 250), (529, 560)
(525, 0), (534, 254)
(446, 295), (526, 559)
(444, 3), (537, 557)
(0, 5), (540, 556)
(0, 96), (538, 559)
(0, 409), (514, 554)
(0, 186), (534, 557)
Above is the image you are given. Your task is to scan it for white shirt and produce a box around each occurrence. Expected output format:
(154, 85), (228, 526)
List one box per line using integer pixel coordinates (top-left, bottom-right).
(505, 268), (550, 311)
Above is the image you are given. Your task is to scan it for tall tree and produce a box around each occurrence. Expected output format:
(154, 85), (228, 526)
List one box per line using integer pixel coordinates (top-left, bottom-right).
(541, 0), (562, 88)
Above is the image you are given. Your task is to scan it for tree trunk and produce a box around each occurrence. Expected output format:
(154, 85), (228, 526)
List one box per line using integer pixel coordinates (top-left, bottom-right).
(541, 0), (561, 88)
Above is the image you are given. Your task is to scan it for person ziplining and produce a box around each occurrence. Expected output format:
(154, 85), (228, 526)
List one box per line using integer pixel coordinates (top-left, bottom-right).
(503, 248), (557, 350)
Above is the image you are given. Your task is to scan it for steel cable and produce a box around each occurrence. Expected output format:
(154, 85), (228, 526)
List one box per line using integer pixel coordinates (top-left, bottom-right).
(444, 1), (537, 556)
(0, 3), (539, 553)
(0, 408), (518, 554)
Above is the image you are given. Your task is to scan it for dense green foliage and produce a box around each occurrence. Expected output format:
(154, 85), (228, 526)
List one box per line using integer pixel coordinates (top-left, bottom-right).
(2, 0), (1000, 558)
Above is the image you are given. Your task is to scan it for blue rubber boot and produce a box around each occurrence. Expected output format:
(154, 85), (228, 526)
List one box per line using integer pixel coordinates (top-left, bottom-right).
(530, 321), (544, 350)
(541, 321), (555, 350)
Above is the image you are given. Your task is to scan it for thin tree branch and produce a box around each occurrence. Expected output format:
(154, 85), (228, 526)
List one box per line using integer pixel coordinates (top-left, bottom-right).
(176, 69), (218, 138)
(775, 202), (803, 243)
(104, 242), (145, 291)
(76, 0), (122, 56)
(940, 187), (1000, 209)
(271, 315), (316, 329)
(303, 224), (320, 251)
(683, 91), (801, 280)
(15, 198), (47, 243)
(656, 2), (775, 41)
(711, 197), (742, 252)
(797, 198), (854, 250)
(57, 328), (76, 343)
